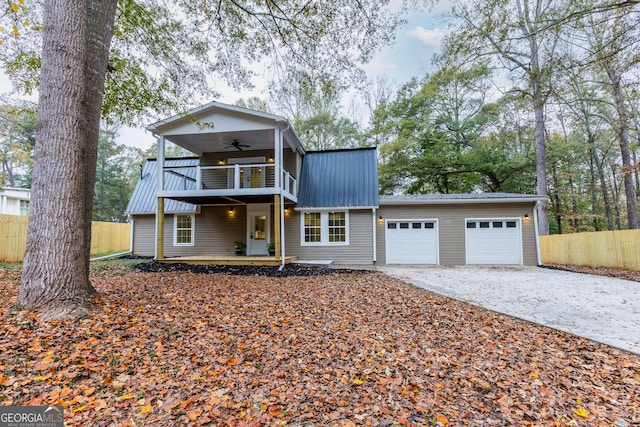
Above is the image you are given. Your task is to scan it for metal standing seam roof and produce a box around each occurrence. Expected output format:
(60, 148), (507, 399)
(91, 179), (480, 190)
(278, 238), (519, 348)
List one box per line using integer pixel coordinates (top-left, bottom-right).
(296, 148), (379, 208)
(125, 158), (199, 215)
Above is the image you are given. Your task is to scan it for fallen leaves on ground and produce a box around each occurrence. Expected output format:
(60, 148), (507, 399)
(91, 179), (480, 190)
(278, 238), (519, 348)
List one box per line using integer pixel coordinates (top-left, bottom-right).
(0, 264), (639, 426)
(544, 264), (640, 283)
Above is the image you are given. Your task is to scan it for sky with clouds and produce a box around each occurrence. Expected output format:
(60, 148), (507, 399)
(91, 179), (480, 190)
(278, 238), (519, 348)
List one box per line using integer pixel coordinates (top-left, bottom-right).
(0, 5), (451, 150)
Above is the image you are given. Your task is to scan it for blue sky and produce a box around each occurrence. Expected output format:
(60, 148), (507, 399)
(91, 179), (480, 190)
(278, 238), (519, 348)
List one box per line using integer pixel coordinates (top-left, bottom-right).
(0, 6), (450, 150)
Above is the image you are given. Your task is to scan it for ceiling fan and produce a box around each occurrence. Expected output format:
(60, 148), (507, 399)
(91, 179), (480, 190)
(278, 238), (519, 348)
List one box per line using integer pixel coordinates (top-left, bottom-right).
(226, 139), (250, 151)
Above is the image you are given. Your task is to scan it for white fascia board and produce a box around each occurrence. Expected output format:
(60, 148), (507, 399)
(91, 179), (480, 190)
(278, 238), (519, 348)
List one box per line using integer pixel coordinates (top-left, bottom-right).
(127, 210), (198, 216)
(276, 119), (305, 154)
(379, 197), (547, 206)
(147, 101), (288, 133)
(295, 206), (378, 211)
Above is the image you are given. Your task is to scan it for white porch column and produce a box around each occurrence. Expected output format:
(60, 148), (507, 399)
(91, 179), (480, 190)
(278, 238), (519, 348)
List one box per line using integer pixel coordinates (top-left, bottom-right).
(155, 136), (166, 261)
(157, 135), (165, 193)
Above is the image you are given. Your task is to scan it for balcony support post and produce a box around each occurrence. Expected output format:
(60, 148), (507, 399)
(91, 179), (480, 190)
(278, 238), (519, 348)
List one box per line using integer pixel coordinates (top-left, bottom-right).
(157, 136), (165, 192)
(274, 128), (281, 190)
(234, 164), (241, 189)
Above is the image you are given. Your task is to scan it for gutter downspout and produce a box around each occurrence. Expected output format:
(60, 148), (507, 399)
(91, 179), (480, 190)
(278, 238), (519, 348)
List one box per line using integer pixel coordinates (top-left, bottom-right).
(533, 201), (542, 266)
(129, 216), (134, 254)
(372, 208), (377, 264)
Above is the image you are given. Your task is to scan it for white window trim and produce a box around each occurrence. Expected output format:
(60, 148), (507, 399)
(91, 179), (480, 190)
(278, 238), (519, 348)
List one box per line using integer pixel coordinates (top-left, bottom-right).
(300, 210), (350, 246)
(173, 214), (195, 246)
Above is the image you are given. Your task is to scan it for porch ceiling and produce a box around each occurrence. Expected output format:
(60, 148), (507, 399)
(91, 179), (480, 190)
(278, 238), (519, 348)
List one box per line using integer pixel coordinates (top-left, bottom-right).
(166, 129), (275, 156)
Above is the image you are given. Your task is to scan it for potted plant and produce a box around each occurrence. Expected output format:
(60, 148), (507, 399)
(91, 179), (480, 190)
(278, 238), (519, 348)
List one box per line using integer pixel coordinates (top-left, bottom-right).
(234, 241), (246, 255)
(267, 242), (276, 256)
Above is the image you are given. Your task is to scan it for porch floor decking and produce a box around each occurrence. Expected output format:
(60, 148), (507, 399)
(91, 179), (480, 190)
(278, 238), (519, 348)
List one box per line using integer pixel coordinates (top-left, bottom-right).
(157, 255), (298, 266)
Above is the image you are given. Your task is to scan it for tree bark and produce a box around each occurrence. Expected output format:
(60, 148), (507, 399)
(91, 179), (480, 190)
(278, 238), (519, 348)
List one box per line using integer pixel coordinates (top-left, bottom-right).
(18, 0), (118, 320)
(522, 0), (549, 235)
(606, 65), (638, 229)
(532, 68), (549, 235)
(551, 161), (562, 234)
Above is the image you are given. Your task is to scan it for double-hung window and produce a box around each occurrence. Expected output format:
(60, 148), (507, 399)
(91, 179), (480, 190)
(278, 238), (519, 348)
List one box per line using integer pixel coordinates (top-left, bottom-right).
(19, 200), (29, 216)
(301, 211), (349, 245)
(174, 214), (195, 246)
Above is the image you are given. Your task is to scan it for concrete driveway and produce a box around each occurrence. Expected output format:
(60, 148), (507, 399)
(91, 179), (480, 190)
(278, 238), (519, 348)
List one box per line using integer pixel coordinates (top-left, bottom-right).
(379, 265), (640, 355)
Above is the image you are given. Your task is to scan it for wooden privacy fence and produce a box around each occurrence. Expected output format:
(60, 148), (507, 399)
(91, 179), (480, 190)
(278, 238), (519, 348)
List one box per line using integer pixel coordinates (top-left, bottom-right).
(0, 214), (131, 263)
(89, 221), (131, 257)
(540, 229), (640, 271)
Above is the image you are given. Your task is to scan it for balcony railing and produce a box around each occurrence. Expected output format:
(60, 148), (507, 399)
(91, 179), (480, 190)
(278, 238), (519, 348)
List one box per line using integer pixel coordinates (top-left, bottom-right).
(161, 163), (297, 197)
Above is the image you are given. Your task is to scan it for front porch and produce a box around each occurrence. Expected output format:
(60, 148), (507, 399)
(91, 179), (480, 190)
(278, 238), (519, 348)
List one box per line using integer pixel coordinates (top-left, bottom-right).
(155, 195), (292, 265)
(157, 255), (298, 266)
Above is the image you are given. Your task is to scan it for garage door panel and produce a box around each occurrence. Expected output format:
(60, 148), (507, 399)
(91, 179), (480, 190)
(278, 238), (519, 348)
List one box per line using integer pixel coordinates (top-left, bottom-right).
(466, 220), (521, 265)
(386, 221), (438, 264)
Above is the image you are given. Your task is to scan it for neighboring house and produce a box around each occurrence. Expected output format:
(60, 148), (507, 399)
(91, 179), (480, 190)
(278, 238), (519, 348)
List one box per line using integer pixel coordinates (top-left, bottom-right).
(0, 187), (30, 216)
(125, 101), (546, 266)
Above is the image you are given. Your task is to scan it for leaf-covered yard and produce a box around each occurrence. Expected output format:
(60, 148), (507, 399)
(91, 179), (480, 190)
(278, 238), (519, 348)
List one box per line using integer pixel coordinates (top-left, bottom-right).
(0, 263), (638, 426)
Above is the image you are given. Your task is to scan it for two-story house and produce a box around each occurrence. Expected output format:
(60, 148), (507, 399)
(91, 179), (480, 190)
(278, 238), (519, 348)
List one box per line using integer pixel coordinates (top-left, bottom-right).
(126, 102), (546, 267)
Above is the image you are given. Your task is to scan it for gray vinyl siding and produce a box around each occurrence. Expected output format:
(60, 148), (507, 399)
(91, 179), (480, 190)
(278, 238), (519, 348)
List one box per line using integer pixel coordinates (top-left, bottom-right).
(283, 149), (298, 181)
(132, 215), (156, 257)
(163, 206), (247, 257)
(133, 205), (283, 258)
(284, 209), (375, 264)
(377, 203), (538, 266)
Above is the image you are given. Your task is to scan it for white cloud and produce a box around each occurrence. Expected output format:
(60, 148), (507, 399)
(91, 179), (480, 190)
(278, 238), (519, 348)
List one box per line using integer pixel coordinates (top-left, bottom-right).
(362, 58), (398, 76)
(406, 25), (447, 50)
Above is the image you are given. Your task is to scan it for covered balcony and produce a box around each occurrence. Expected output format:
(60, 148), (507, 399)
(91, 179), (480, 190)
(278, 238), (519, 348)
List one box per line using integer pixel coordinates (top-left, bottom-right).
(147, 101), (306, 266)
(149, 104), (305, 205)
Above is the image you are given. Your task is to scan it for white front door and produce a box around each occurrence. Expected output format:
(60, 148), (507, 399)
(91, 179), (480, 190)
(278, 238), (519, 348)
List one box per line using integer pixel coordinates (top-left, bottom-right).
(247, 205), (270, 255)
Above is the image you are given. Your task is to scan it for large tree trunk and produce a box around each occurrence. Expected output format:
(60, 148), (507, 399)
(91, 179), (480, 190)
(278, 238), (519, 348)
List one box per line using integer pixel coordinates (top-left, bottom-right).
(17, 0), (118, 320)
(591, 145), (614, 231)
(551, 162), (562, 234)
(606, 66), (638, 229)
(532, 77), (549, 235)
(522, 0), (549, 235)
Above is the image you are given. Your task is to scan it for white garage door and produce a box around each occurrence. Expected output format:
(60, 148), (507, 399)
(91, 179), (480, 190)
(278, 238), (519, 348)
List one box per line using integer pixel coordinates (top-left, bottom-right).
(386, 220), (438, 264)
(466, 219), (522, 265)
